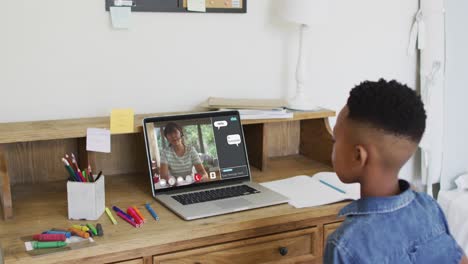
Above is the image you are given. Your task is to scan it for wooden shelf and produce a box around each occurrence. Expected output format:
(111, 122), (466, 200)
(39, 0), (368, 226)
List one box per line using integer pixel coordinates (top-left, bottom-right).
(0, 109), (335, 144)
(0, 156), (340, 264)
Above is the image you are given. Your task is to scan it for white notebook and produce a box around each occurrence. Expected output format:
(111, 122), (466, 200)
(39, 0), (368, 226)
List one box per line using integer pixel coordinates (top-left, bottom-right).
(260, 172), (360, 208)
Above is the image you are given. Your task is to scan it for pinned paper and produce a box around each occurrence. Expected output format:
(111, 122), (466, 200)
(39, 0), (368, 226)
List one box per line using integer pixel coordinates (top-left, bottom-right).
(110, 6), (131, 29)
(110, 108), (134, 134)
(187, 0), (206, 12)
(86, 128), (111, 153)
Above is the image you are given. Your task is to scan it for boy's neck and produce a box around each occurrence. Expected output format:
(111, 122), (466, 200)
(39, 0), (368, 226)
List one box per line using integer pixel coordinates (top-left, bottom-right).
(360, 169), (401, 198)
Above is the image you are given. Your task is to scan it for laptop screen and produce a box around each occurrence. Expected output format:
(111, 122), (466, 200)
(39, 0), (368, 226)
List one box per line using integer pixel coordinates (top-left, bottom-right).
(143, 111), (250, 194)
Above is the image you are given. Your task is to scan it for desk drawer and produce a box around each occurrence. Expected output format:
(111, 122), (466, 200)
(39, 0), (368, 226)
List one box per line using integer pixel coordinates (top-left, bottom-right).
(323, 221), (343, 245)
(153, 227), (319, 264)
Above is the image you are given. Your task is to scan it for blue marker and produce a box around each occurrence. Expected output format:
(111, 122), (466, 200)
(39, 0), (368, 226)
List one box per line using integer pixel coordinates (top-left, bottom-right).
(112, 206), (134, 221)
(319, 179), (346, 194)
(145, 203), (159, 221)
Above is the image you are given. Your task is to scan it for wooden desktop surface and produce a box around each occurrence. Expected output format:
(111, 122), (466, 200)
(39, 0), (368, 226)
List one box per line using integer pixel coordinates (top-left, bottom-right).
(0, 156), (345, 264)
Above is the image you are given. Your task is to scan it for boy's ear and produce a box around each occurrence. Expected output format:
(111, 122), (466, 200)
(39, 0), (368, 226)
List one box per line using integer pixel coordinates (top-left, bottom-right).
(354, 145), (368, 167)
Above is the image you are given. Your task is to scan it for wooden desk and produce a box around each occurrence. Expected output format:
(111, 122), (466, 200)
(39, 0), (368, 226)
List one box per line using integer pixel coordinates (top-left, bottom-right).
(0, 157), (345, 264)
(0, 109), (344, 263)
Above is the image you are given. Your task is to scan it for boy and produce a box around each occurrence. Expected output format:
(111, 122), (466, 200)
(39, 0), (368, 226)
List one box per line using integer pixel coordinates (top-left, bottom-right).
(324, 79), (467, 263)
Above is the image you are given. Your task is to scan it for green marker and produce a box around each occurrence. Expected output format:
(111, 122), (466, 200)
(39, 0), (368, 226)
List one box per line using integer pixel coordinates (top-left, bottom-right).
(33, 241), (67, 249)
(87, 223), (98, 236)
(82, 170), (87, 182)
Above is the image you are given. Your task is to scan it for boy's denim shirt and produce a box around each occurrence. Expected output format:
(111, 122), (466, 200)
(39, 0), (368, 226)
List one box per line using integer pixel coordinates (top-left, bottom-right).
(324, 180), (464, 264)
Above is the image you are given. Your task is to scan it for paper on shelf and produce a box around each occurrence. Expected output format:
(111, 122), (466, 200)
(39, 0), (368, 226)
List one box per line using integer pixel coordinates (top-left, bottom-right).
(260, 172), (360, 208)
(86, 128), (111, 153)
(220, 108), (293, 120)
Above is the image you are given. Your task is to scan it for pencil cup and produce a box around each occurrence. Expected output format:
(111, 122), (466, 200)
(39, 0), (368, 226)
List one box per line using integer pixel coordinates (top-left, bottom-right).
(67, 176), (105, 220)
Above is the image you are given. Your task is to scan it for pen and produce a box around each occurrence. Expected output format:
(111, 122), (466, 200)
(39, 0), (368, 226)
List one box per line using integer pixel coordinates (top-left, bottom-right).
(319, 179), (346, 194)
(145, 203), (159, 221)
(95, 171), (103, 182)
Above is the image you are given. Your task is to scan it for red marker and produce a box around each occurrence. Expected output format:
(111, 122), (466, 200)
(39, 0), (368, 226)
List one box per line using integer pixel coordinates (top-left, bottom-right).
(127, 207), (143, 225)
(32, 234), (66, 241)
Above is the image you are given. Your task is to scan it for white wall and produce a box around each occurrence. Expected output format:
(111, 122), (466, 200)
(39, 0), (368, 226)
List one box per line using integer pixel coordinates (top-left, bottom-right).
(2, 0), (417, 123)
(1, 0), (419, 177)
(441, 0), (468, 189)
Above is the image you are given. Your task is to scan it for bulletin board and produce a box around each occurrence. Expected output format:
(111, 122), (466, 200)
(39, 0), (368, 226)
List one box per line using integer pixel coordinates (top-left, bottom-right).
(105, 0), (247, 13)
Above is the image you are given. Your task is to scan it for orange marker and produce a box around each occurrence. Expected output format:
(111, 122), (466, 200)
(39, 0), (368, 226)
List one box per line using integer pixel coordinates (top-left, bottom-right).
(68, 227), (90, 239)
(132, 206), (146, 223)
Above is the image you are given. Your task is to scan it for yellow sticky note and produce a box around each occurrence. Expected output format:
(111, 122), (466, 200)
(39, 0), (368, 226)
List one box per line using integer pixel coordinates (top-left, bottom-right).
(110, 108), (134, 134)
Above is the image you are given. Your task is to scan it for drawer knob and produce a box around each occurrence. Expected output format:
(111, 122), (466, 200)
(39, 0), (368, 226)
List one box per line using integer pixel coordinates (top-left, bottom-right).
(279, 247), (288, 256)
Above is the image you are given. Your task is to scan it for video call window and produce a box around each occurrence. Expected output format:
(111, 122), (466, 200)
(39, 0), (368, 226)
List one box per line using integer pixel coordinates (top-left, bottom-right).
(146, 118), (221, 190)
(145, 114), (250, 191)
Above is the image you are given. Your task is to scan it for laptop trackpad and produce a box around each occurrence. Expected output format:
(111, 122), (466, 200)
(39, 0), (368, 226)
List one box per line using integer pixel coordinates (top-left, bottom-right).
(215, 198), (252, 210)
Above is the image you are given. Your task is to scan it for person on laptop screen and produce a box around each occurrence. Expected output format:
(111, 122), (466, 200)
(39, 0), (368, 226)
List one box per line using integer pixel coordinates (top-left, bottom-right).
(159, 122), (208, 182)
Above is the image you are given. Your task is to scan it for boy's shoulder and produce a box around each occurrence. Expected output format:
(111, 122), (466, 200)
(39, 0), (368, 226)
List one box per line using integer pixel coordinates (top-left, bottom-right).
(328, 189), (447, 250)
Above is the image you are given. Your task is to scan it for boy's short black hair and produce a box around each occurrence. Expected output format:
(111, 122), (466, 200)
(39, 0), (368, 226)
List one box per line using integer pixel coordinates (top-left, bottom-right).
(346, 79), (426, 142)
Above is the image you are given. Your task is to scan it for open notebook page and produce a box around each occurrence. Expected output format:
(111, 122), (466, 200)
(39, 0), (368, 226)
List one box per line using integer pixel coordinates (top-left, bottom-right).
(260, 172), (360, 208)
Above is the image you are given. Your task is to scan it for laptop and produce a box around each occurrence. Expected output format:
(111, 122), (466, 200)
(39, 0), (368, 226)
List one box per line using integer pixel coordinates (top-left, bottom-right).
(142, 110), (289, 220)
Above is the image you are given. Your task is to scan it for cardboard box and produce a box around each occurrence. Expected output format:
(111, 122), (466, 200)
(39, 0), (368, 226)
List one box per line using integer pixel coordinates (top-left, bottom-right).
(67, 176), (105, 220)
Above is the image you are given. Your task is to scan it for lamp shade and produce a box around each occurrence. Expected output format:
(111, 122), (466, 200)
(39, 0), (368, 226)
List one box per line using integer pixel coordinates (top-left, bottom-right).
(278, 0), (328, 25)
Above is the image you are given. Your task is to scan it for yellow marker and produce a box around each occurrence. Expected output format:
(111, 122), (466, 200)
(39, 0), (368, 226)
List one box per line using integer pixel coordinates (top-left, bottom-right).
(110, 108), (134, 134)
(133, 206), (146, 223)
(105, 207), (118, 225)
(71, 224), (89, 232)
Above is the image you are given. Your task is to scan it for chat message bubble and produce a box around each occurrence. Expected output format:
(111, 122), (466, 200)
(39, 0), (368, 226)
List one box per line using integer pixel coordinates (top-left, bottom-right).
(214, 121), (228, 130)
(227, 134), (241, 146)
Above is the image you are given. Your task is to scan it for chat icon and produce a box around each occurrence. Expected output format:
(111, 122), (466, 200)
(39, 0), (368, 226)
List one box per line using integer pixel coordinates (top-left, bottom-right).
(214, 121), (228, 130)
(227, 134), (241, 146)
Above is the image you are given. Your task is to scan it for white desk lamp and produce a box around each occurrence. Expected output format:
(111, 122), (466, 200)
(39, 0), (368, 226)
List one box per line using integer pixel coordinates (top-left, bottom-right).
(278, 0), (328, 110)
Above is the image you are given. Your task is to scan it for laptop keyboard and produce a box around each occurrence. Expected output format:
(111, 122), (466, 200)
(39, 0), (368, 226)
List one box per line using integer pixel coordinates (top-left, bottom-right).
(172, 185), (261, 205)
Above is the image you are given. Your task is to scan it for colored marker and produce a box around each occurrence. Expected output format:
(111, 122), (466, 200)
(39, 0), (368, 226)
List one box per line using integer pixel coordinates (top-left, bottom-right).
(82, 170), (87, 182)
(116, 211), (138, 228)
(96, 223), (104, 236)
(42, 230), (71, 238)
(68, 228), (90, 239)
(32, 241), (67, 249)
(145, 203), (159, 221)
(72, 225), (89, 232)
(127, 207), (143, 225)
(86, 223), (98, 236)
(132, 206), (146, 223)
(32, 234), (66, 241)
(319, 179), (346, 194)
(105, 207), (118, 224)
(87, 165), (94, 182)
(112, 206), (133, 221)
